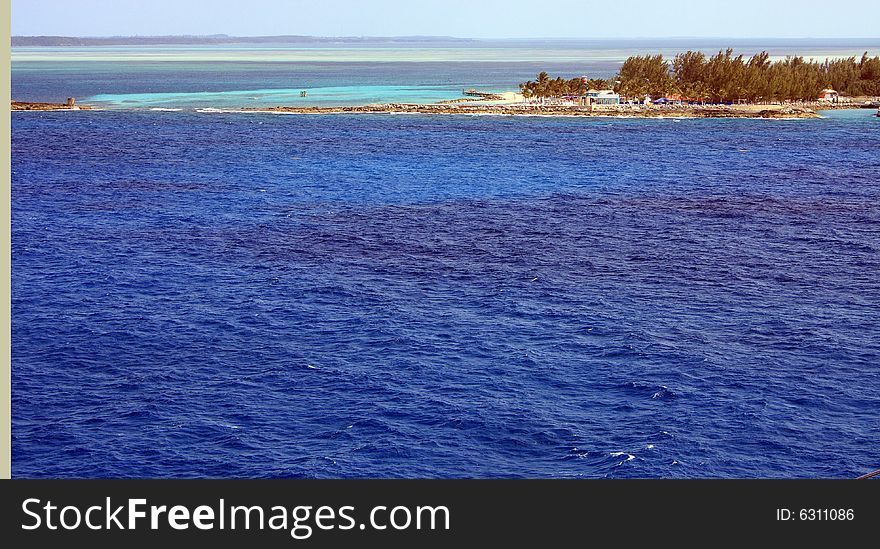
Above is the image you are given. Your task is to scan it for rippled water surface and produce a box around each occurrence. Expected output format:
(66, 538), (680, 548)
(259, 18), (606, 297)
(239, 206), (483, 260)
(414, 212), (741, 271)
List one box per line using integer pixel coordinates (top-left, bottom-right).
(12, 108), (880, 477)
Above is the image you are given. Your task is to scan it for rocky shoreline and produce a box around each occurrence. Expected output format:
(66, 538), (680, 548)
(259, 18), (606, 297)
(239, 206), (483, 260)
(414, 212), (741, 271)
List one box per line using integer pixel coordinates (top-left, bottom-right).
(12, 101), (93, 111)
(9, 100), (827, 118)
(238, 103), (821, 119)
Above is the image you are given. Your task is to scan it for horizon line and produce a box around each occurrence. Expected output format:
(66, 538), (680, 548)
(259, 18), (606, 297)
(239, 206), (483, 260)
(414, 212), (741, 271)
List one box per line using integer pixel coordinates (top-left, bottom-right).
(11, 34), (880, 40)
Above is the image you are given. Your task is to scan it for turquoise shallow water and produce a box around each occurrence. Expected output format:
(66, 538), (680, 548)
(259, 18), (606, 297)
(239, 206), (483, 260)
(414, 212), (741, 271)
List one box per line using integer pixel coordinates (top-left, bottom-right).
(13, 39), (880, 107)
(88, 85), (471, 108)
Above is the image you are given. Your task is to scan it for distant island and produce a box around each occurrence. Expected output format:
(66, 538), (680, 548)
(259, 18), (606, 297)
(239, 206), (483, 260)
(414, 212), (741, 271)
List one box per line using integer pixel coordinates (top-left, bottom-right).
(12, 46), (880, 119)
(11, 35), (476, 47)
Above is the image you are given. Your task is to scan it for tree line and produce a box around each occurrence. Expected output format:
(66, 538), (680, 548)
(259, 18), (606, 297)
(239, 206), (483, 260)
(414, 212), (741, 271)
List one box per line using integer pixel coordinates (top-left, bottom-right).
(520, 50), (880, 102)
(519, 72), (611, 99)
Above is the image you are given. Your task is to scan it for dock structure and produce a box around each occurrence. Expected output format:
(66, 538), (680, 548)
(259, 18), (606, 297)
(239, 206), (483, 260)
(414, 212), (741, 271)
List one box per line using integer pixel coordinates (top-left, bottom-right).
(462, 89), (503, 100)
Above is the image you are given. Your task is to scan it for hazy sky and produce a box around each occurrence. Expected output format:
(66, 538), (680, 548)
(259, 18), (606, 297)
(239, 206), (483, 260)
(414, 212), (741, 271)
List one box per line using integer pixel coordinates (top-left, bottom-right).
(11, 0), (880, 39)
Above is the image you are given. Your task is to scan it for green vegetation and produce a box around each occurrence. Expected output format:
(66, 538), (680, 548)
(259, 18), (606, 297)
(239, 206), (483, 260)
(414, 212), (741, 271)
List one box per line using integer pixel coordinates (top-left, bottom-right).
(518, 72), (611, 99)
(520, 50), (880, 102)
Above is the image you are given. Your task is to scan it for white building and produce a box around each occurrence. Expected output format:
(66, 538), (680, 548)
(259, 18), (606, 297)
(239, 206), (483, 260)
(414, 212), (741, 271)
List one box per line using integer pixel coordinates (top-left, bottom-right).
(585, 89), (620, 105)
(818, 89), (839, 102)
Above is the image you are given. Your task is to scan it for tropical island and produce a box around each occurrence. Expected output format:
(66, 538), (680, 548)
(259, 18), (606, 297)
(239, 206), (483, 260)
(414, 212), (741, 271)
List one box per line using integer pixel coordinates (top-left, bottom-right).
(188, 49), (880, 118)
(12, 49), (880, 118)
(520, 49), (880, 103)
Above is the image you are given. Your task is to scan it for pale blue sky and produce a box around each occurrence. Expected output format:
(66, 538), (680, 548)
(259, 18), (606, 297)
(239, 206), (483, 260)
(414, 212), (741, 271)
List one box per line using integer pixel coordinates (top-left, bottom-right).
(11, 0), (880, 39)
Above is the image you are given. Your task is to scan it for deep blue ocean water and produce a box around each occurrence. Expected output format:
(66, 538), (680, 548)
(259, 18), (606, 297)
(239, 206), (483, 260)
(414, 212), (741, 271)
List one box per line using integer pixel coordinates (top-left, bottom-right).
(12, 107), (880, 478)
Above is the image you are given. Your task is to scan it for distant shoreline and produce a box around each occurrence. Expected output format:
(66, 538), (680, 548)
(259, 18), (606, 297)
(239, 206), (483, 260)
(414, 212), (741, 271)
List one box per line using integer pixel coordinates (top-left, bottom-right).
(12, 35), (880, 48)
(11, 35), (477, 47)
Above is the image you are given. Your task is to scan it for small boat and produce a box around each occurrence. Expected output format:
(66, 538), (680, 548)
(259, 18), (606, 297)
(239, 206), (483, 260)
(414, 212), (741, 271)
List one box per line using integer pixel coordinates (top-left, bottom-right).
(877, 108), (880, 117)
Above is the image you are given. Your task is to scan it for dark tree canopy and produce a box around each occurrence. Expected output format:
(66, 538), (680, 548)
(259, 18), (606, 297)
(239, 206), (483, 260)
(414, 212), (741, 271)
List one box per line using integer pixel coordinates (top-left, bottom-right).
(519, 50), (880, 102)
(519, 72), (611, 98)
